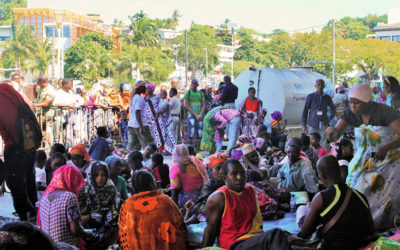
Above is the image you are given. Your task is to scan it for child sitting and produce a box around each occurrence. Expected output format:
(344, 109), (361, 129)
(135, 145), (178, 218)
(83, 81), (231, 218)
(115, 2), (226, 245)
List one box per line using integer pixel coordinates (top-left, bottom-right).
(88, 126), (112, 161)
(310, 132), (328, 158)
(34, 150), (47, 207)
(142, 143), (157, 169)
(151, 153), (170, 189)
(117, 111), (129, 147)
(45, 152), (66, 185)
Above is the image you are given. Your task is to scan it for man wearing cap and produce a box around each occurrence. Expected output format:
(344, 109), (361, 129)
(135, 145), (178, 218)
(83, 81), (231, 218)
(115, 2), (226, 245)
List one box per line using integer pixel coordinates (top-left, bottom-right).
(302, 79), (335, 148)
(242, 143), (269, 181)
(127, 81), (153, 151)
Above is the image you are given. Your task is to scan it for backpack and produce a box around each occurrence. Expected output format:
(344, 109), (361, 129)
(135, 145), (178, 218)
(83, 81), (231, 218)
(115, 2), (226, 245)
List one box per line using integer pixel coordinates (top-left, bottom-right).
(0, 92), (42, 152)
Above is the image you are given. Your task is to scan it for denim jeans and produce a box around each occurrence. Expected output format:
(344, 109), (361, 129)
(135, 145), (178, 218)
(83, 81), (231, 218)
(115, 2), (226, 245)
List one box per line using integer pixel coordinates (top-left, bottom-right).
(187, 114), (203, 141)
(227, 116), (241, 151)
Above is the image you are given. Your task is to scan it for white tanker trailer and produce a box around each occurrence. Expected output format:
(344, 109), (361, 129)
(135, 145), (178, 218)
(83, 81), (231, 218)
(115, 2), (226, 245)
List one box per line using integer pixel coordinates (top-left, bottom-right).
(233, 67), (335, 125)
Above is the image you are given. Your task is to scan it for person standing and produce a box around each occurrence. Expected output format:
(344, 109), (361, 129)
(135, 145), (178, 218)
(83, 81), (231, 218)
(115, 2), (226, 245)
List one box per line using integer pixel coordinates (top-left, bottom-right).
(127, 81), (153, 151)
(184, 79), (205, 149)
(0, 83), (41, 221)
(219, 75), (238, 108)
(302, 79), (335, 149)
(169, 87), (182, 143)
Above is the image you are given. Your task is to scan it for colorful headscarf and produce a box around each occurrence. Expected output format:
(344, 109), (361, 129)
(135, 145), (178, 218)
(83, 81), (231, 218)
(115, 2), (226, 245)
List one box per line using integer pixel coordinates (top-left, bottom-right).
(122, 83), (131, 91)
(252, 137), (265, 149)
(172, 144), (209, 183)
(231, 150), (243, 160)
(37, 165), (85, 226)
(70, 144), (90, 162)
(147, 83), (156, 92)
(242, 143), (256, 155)
(209, 153), (228, 168)
(271, 111), (282, 120)
(105, 155), (121, 166)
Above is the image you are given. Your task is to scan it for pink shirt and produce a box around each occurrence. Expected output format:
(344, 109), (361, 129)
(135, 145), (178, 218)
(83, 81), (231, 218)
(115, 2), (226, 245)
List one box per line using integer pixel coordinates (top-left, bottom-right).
(215, 109), (240, 128)
(316, 147), (328, 158)
(169, 163), (204, 192)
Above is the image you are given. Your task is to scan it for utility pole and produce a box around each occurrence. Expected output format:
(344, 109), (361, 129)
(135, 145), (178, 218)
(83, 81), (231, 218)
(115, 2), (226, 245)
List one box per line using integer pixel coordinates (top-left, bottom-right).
(185, 30), (188, 88)
(333, 19), (336, 87)
(231, 27), (234, 80)
(204, 48), (208, 82)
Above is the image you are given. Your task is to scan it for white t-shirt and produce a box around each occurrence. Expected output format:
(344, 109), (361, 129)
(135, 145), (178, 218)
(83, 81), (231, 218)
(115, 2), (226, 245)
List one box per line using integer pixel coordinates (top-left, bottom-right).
(128, 94), (147, 128)
(53, 89), (76, 107)
(35, 167), (46, 184)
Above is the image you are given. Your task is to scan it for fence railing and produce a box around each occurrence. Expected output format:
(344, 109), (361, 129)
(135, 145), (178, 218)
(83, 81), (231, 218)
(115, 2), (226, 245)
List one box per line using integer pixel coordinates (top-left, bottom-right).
(0, 106), (119, 156)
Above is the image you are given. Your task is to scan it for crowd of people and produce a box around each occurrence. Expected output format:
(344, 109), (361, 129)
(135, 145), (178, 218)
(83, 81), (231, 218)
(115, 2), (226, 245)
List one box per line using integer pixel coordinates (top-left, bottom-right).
(1, 74), (400, 249)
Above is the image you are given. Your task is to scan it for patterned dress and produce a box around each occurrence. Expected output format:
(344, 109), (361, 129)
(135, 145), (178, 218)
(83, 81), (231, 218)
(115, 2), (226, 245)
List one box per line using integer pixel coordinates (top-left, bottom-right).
(347, 125), (400, 231)
(39, 191), (81, 247)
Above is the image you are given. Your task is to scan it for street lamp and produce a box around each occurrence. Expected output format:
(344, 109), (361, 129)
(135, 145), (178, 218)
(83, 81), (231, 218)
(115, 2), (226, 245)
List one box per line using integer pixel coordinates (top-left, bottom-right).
(54, 10), (65, 79)
(227, 22), (238, 80)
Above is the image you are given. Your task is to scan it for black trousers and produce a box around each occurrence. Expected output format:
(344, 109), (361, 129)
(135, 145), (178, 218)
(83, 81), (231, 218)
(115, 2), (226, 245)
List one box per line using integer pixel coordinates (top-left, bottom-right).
(4, 144), (37, 221)
(230, 228), (291, 250)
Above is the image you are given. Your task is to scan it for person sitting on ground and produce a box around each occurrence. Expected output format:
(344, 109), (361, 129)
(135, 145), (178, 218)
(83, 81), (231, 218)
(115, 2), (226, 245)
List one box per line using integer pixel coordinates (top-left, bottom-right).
(270, 111), (288, 151)
(69, 144), (91, 178)
(184, 152), (227, 226)
(45, 152), (66, 185)
(0, 221), (61, 250)
(241, 143), (269, 181)
(142, 143), (157, 169)
(37, 165), (95, 248)
(335, 138), (354, 181)
(151, 153), (170, 189)
(277, 144), (318, 194)
(297, 155), (376, 250)
(170, 144), (209, 208)
(186, 144), (197, 156)
(300, 133), (318, 175)
(118, 171), (186, 250)
(105, 155), (129, 202)
(78, 161), (119, 249)
(127, 150), (145, 174)
(202, 159), (291, 249)
(34, 150), (47, 207)
(310, 132), (328, 158)
(49, 143), (66, 157)
(88, 126), (113, 161)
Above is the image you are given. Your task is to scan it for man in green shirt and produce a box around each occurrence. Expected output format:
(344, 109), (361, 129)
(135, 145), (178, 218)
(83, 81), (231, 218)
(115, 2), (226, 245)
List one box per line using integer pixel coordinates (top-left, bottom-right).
(184, 79), (205, 147)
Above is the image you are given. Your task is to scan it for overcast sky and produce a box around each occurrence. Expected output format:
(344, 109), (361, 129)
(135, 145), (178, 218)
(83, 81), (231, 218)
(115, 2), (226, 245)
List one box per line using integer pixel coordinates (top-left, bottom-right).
(28, 0), (399, 34)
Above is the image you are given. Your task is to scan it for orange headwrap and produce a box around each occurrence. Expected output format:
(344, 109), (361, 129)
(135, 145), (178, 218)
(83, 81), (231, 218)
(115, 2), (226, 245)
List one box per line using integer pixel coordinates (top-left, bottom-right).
(209, 152), (228, 169)
(70, 144), (91, 162)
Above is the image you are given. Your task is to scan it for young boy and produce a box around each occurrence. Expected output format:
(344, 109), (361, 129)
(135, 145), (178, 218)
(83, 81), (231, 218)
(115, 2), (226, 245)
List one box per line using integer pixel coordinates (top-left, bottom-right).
(34, 150), (47, 207)
(151, 153), (170, 189)
(142, 143), (157, 169)
(297, 155), (375, 249)
(88, 126), (113, 161)
(117, 111), (129, 147)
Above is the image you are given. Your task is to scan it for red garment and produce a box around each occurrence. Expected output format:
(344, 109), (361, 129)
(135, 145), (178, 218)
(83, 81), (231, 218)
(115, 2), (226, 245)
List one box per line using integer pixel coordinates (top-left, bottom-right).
(0, 84), (25, 146)
(218, 185), (263, 249)
(245, 98), (259, 112)
(317, 147), (328, 158)
(70, 144), (91, 162)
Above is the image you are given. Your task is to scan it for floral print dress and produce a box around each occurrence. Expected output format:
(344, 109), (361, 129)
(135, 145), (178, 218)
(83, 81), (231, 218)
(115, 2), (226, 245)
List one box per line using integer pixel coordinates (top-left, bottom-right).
(347, 124), (400, 231)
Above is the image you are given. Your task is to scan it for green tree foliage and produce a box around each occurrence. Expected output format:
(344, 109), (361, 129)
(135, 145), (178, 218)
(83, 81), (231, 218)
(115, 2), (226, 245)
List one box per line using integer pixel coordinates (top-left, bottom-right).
(0, 0), (27, 25)
(174, 24), (219, 74)
(234, 36), (263, 64)
(221, 60), (262, 77)
(81, 32), (114, 50)
(120, 11), (160, 49)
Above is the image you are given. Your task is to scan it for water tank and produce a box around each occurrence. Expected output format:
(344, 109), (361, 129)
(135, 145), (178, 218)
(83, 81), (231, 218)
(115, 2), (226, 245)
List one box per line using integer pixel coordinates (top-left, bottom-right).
(234, 67), (334, 124)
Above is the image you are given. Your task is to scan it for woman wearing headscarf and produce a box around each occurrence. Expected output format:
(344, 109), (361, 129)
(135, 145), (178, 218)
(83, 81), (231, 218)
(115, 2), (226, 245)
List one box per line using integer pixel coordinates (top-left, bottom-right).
(185, 153), (227, 225)
(144, 83), (175, 153)
(170, 144), (209, 208)
(383, 76), (400, 112)
(105, 155), (129, 201)
(78, 161), (119, 248)
(156, 89), (176, 154)
(119, 171), (186, 250)
(326, 83), (400, 231)
(119, 82), (131, 110)
(105, 88), (123, 108)
(37, 165), (93, 248)
(238, 87), (263, 138)
(270, 111), (287, 151)
(69, 144), (91, 178)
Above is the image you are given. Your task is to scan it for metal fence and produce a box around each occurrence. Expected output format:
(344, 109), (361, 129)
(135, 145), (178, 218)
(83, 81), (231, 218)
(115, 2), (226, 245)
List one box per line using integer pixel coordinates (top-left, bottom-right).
(0, 106), (119, 156)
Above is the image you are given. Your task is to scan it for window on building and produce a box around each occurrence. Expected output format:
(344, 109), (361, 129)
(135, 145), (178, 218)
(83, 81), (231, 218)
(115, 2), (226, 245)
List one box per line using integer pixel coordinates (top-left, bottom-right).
(45, 26), (58, 37)
(43, 16), (48, 23)
(18, 17), (23, 26)
(379, 36), (391, 41)
(24, 16), (28, 25)
(36, 16), (42, 39)
(30, 16), (35, 25)
(63, 25), (70, 38)
(392, 36), (400, 42)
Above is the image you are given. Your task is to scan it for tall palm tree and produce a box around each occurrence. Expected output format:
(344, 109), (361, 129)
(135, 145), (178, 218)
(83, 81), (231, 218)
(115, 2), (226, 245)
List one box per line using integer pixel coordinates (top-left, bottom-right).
(30, 38), (54, 75)
(171, 9), (182, 30)
(119, 11), (160, 49)
(1, 24), (36, 72)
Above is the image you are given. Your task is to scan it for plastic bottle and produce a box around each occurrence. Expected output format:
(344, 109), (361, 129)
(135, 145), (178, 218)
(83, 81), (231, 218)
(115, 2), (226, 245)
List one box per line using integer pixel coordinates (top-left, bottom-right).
(290, 194), (296, 213)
